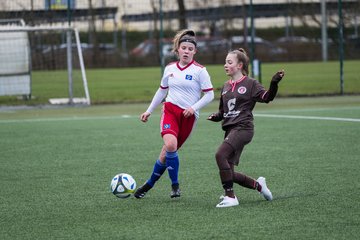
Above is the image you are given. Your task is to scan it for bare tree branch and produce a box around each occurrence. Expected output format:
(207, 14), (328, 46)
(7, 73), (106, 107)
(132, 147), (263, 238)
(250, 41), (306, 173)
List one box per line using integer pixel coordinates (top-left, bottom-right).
(177, 0), (187, 29)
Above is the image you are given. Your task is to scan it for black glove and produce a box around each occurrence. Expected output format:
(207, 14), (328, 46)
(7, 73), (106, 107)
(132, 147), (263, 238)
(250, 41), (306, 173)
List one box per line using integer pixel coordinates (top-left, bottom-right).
(207, 113), (222, 122)
(271, 70), (285, 83)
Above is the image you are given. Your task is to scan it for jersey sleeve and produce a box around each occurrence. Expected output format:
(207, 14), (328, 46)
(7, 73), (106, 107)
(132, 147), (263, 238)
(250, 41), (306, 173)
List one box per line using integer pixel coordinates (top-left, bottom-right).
(160, 66), (171, 89)
(252, 78), (279, 103)
(251, 80), (268, 103)
(198, 68), (213, 91)
(190, 68), (214, 111)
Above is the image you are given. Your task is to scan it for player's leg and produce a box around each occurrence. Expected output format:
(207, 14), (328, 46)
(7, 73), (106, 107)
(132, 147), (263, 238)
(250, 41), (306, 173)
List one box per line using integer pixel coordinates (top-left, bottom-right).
(135, 103), (176, 199)
(162, 133), (181, 198)
(232, 166), (273, 201)
(177, 114), (196, 149)
(228, 129), (272, 201)
(149, 147), (168, 186)
(228, 147), (260, 191)
(160, 102), (182, 198)
(219, 167), (273, 201)
(231, 163), (259, 190)
(215, 142), (235, 198)
(134, 145), (168, 199)
(215, 142), (239, 208)
(166, 113), (196, 198)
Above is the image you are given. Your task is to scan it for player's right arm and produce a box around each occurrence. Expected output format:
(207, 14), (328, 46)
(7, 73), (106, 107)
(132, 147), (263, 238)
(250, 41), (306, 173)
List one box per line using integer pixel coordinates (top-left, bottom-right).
(140, 111), (151, 122)
(141, 67), (171, 123)
(208, 101), (224, 122)
(140, 87), (168, 122)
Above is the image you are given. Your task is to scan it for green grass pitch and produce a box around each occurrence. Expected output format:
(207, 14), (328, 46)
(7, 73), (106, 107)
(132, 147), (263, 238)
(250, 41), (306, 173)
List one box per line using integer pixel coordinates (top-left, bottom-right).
(0, 60), (359, 105)
(0, 96), (359, 239)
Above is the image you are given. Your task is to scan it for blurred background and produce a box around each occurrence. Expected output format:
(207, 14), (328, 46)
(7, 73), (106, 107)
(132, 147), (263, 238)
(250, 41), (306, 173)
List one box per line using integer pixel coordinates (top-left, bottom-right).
(1, 0), (359, 69)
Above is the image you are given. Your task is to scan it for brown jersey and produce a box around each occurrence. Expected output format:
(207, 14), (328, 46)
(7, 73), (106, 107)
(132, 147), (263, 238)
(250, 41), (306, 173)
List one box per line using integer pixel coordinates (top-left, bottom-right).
(218, 76), (271, 131)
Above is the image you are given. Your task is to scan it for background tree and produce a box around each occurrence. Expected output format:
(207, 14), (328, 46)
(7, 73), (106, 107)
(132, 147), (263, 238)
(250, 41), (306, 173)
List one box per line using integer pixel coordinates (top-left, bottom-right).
(177, 0), (187, 29)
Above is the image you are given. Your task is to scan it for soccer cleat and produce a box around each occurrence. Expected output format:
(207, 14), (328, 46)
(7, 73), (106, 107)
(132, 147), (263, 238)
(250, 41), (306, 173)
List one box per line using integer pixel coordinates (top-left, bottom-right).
(170, 184), (181, 198)
(216, 196), (239, 208)
(257, 177), (273, 201)
(134, 182), (152, 199)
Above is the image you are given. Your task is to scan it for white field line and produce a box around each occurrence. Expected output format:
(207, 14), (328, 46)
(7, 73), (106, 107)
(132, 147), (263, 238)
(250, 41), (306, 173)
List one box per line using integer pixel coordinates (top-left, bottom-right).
(256, 106), (360, 114)
(0, 113), (359, 124)
(254, 114), (360, 122)
(0, 115), (130, 123)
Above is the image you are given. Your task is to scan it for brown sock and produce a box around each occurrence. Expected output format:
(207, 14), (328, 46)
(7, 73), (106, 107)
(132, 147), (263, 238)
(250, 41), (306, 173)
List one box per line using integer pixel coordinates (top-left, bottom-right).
(223, 183), (235, 198)
(255, 181), (262, 192)
(220, 169), (234, 198)
(233, 172), (259, 191)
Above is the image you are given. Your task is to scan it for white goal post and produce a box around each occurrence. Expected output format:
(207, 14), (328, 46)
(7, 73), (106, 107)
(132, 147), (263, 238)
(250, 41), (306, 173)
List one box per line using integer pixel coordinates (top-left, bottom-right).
(0, 26), (91, 105)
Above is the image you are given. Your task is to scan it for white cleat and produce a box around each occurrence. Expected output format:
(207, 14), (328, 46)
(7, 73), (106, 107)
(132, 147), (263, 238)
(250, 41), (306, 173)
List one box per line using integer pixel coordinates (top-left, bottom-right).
(216, 196), (239, 208)
(257, 177), (273, 201)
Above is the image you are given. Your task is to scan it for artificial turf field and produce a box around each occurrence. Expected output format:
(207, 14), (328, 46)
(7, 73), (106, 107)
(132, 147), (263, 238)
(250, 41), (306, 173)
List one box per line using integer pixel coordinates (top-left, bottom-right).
(0, 95), (359, 239)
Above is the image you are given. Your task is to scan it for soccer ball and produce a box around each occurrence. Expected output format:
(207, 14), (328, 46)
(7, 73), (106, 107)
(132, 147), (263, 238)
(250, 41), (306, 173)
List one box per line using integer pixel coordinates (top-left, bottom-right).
(110, 173), (137, 198)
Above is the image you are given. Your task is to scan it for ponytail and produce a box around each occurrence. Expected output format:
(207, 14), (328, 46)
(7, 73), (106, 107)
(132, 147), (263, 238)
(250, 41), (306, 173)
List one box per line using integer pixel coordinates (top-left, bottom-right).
(229, 48), (249, 76)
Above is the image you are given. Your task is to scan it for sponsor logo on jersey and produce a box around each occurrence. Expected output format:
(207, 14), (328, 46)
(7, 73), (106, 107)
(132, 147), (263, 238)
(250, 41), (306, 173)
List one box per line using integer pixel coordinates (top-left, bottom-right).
(163, 124), (171, 129)
(224, 110), (241, 118)
(238, 86), (247, 94)
(185, 75), (193, 80)
(227, 98), (236, 111)
(224, 98), (241, 118)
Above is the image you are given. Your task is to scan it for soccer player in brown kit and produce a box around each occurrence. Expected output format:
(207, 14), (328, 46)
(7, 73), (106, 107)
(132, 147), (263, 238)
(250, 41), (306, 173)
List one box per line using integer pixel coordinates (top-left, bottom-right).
(208, 48), (285, 208)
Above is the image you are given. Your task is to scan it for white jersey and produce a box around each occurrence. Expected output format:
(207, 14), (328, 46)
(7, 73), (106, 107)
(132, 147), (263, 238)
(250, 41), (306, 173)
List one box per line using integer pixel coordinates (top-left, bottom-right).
(160, 60), (213, 116)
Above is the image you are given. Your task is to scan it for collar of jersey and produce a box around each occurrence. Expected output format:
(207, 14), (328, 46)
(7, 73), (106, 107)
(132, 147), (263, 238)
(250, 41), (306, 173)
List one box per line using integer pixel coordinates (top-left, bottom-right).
(228, 75), (246, 92)
(177, 60), (194, 71)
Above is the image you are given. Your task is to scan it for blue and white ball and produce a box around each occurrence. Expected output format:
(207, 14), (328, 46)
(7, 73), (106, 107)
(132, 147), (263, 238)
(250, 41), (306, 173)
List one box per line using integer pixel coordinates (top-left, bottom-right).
(110, 173), (136, 198)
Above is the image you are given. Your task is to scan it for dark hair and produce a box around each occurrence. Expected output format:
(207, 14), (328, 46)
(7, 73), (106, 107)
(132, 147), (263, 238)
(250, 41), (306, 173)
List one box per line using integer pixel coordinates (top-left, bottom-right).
(229, 48), (249, 76)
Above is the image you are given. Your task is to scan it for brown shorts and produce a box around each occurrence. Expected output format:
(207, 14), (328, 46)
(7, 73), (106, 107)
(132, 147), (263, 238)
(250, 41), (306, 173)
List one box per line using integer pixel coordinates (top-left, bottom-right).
(223, 128), (254, 165)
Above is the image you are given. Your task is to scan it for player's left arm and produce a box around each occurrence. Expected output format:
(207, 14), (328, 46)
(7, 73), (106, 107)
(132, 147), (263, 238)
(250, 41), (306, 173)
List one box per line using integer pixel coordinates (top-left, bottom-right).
(184, 90), (214, 118)
(184, 69), (214, 117)
(191, 89), (214, 111)
(262, 69), (285, 103)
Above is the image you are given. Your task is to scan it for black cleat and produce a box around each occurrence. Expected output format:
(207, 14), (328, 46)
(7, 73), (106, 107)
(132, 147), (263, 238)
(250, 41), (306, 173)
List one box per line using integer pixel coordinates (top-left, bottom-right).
(170, 184), (181, 198)
(134, 183), (152, 199)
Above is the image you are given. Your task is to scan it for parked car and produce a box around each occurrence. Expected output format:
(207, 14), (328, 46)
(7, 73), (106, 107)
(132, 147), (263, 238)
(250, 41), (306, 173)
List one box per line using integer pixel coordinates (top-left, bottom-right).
(275, 36), (311, 44)
(130, 37), (230, 64)
(230, 36), (287, 61)
(274, 36), (336, 61)
(130, 38), (173, 58)
(130, 37), (230, 57)
(41, 43), (116, 54)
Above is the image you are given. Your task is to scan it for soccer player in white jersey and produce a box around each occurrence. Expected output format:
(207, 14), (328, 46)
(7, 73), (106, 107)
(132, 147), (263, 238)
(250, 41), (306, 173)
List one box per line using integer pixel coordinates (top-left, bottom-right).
(134, 29), (214, 199)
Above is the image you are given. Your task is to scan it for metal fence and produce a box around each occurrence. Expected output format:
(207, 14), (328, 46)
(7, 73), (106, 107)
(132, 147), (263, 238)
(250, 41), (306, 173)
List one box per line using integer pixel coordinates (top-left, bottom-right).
(0, 0), (359, 68)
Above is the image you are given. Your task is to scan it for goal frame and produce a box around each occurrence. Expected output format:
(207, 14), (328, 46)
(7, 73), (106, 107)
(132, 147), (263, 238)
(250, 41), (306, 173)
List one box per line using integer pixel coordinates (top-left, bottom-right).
(0, 26), (91, 105)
